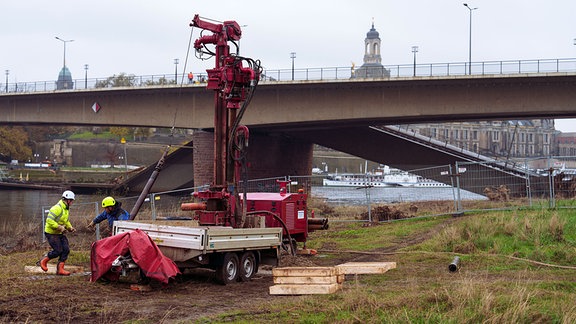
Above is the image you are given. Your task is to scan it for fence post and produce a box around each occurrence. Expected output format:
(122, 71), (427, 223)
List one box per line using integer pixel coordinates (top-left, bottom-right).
(547, 157), (555, 208)
(454, 163), (463, 212)
(94, 201), (101, 241)
(151, 193), (157, 220)
(41, 205), (48, 243)
(524, 158), (533, 207)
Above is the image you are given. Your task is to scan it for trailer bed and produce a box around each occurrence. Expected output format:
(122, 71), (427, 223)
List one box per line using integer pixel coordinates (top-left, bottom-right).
(113, 220), (282, 262)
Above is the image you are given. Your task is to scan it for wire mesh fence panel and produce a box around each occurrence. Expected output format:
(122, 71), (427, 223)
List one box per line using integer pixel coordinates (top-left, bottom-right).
(455, 161), (531, 211)
(115, 187), (200, 220)
(527, 156), (576, 209)
(521, 157), (555, 209)
(303, 165), (467, 221)
(149, 187), (199, 219)
(35, 155), (576, 236)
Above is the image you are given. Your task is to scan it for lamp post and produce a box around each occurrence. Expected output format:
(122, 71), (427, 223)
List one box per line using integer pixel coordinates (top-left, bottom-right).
(121, 137), (128, 178)
(411, 46), (419, 77)
(174, 58), (179, 83)
(4, 70), (8, 93)
(84, 64), (89, 89)
(290, 52), (296, 81)
(55, 37), (74, 69)
(463, 3), (477, 75)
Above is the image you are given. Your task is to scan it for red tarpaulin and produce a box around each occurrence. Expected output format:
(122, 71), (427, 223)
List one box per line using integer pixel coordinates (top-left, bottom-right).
(90, 229), (180, 284)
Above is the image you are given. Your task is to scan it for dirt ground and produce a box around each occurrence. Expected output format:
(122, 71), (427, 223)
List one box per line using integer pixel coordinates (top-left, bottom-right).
(0, 220), (446, 323)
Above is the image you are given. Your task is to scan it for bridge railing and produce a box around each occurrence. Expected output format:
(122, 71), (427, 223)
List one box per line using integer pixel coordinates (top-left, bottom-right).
(3, 58), (576, 94)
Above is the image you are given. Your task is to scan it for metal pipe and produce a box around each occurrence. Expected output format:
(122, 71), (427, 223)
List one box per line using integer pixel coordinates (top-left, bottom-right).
(129, 146), (170, 220)
(448, 256), (461, 272)
(181, 202), (207, 211)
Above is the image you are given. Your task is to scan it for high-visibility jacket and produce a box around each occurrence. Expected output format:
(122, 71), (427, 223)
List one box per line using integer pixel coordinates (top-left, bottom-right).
(45, 199), (72, 234)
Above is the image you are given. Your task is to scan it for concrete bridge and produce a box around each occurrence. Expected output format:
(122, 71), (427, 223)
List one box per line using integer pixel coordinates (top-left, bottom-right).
(2, 66), (576, 195)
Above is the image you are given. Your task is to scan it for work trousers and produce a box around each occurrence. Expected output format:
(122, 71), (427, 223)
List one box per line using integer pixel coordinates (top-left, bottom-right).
(44, 233), (70, 262)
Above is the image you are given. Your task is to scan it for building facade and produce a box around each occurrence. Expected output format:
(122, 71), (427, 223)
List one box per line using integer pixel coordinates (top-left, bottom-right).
(408, 120), (557, 158)
(556, 132), (576, 156)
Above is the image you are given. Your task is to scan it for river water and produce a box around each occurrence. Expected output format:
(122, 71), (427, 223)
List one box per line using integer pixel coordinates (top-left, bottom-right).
(2, 187), (486, 225)
(311, 186), (485, 206)
(1, 190), (100, 226)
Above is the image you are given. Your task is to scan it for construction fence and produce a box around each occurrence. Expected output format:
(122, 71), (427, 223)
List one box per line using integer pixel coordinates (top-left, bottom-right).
(43, 156), (576, 239)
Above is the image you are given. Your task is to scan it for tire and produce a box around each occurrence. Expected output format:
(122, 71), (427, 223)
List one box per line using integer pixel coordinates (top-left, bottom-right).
(238, 252), (256, 282)
(216, 253), (239, 285)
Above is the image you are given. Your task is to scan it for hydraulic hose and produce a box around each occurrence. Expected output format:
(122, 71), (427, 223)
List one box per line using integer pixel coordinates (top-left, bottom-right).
(246, 210), (296, 256)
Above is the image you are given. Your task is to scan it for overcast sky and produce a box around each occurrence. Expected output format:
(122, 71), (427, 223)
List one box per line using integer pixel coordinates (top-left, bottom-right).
(2, 1), (576, 131)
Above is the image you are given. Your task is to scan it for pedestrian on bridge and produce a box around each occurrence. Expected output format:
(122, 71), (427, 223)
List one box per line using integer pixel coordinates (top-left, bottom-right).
(88, 196), (130, 236)
(37, 190), (76, 276)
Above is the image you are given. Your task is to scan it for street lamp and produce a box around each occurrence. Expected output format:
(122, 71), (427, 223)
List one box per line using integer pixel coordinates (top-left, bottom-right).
(121, 137), (128, 177)
(84, 64), (89, 89)
(411, 46), (419, 77)
(55, 37), (74, 69)
(463, 3), (477, 75)
(4, 70), (8, 93)
(174, 58), (179, 83)
(290, 52), (296, 81)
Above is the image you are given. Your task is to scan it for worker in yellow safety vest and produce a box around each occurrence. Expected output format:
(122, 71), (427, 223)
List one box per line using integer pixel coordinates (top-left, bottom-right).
(36, 190), (76, 276)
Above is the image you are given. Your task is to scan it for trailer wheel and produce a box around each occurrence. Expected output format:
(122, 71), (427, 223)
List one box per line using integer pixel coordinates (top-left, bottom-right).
(217, 252), (239, 285)
(238, 252), (256, 282)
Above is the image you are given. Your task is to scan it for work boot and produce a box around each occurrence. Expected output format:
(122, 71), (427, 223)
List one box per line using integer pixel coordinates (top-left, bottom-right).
(56, 261), (71, 276)
(37, 255), (50, 272)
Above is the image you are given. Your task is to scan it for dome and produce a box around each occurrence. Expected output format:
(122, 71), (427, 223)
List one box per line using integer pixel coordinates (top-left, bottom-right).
(56, 66), (74, 90)
(58, 66), (73, 81)
(366, 23), (379, 39)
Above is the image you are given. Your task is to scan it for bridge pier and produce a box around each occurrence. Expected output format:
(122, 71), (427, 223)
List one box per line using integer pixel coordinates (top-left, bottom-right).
(192, 130), (313, 188)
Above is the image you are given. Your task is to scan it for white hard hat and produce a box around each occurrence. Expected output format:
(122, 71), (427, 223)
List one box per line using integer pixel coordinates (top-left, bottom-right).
(62, 190), (75, 200)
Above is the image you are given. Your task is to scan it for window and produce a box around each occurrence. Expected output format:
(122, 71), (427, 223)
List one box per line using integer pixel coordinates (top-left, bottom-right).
(492, 131), (500, 141)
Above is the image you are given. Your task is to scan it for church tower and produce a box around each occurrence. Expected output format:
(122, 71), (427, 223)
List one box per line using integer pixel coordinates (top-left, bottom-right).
(363, 22), (381, 65)
(353, 20), (390, 78)
(56, 66), (74, 90)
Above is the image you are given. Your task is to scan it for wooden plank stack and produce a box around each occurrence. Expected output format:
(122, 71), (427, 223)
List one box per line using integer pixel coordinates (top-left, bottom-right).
(335, 261), (396, 275)
(269, 262), (396, 295)
(270, 266), (344, 295)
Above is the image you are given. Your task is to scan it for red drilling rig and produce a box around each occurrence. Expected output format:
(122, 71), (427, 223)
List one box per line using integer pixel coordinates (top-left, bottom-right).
(186, 15), (326, 250)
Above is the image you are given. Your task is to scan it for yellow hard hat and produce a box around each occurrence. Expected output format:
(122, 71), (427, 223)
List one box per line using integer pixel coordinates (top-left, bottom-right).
(102, 196), (116, 208)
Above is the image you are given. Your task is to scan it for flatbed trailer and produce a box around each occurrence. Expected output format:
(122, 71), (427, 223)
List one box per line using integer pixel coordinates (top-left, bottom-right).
(113, 220), (282, 284)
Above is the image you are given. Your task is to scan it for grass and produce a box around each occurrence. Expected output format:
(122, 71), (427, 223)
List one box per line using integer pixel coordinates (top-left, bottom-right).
(201, 206), (576, 323)
(67, 130), (118, 140)
(2, 201), (576, 322)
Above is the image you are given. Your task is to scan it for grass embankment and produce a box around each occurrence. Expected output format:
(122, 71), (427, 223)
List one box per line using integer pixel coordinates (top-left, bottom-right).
(207, 207), (576, 323)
